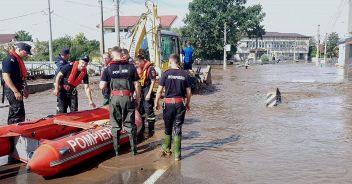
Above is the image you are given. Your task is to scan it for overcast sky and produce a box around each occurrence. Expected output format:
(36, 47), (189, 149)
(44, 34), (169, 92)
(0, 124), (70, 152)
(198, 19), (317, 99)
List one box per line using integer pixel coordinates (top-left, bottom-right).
(0, 0), (350, 41)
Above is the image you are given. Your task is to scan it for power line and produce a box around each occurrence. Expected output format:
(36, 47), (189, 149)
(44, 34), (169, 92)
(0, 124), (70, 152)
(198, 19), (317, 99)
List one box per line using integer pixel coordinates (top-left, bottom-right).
(52, 13), (98, 33)
(0, 10), (45, 22)
(63, 0), (114, 10)
(0, 21), (48, 32)
(329, 0), (347, 32)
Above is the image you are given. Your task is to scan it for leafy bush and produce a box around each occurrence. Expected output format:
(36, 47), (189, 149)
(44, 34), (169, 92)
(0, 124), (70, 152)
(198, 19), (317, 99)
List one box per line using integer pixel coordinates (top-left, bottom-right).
(261, 54), (270, 64)
(28, 32), (100, 62)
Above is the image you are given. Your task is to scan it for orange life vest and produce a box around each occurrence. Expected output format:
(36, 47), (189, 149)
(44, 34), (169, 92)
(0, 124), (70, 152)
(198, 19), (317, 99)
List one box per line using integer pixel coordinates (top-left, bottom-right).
(67, 61), (87, 88)
(139, 61), (152, 87)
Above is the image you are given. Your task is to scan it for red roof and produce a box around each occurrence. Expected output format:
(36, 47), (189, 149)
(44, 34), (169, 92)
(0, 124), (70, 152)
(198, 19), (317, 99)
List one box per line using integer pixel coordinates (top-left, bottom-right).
(0, 34), (15, 44)
(101, 15), (177, 29)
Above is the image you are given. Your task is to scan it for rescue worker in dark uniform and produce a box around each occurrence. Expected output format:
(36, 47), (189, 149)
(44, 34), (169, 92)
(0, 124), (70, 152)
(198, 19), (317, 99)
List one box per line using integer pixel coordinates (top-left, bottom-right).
(155, 54), (192, 161)
(135, 55), (157, 136)
(101, 46), (122, 106)
(100, 49), (141, 156)
(1, 43), (31, 124)
(102, 52), (112, 106)
(55, 48), (71, 75)
(54, 55), (96, 114)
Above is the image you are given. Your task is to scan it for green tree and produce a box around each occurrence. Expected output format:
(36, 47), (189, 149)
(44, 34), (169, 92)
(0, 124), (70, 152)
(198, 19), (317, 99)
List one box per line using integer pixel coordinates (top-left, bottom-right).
(71, 33), (92, 61)
(53, 36), (72, 57)
(326, 32), (339, 58)
(29, 41), (49, 61)
(242, 4), (266, 60)
(0, 47), (8, 61)
(183, 0), (265, 60)
(15, 30), (33, 41)
(28, 33), (100, 62)
(308, 37), (317, 59)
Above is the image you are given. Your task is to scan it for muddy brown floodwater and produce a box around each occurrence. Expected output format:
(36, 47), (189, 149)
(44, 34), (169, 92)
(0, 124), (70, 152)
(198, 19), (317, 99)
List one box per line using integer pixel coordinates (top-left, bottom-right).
(1, 63), (352, 184)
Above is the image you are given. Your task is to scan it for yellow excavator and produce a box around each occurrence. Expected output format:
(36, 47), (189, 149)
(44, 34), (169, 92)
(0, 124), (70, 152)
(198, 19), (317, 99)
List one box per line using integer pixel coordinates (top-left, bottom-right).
(121, 0), (211, 90)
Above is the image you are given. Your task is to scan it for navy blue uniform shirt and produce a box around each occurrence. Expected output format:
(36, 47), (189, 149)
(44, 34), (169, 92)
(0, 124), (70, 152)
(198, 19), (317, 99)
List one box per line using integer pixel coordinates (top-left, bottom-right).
(159, 69), (190, 98)
(101, 62), (139, 82)
(55, 55), (69, 74)
(2, 55), (23, 89)
(143, 66), (157, 88)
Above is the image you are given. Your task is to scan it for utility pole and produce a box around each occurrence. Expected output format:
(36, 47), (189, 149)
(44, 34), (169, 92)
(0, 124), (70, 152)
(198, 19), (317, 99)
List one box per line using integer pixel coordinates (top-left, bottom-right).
(223, 22), (227, 69)
(324, 33), (328, 63)
(349, 0), (352, 36)
(316, 24), (321, 63)
(293, 39), (296, 62)
(114, 0), (120, 47)
(47, 0), (53, 63)
(99, 0), (105, 57)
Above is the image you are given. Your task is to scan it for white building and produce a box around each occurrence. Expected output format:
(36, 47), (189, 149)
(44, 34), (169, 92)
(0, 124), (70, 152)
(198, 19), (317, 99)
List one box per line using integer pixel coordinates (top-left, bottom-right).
(341, 0), (352, 79)
(237, 32), (311, 61)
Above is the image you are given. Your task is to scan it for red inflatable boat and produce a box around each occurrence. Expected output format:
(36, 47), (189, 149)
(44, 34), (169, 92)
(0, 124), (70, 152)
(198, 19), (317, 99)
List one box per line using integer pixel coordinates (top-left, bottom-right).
(0, 107), (142, 177)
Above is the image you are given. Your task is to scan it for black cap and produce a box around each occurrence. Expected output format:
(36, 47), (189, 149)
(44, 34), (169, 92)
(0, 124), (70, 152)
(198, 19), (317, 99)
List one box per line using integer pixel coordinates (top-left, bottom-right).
(17, 43), (32, 55)
(80, 55), (90, 62)
(61, 48), (70, 55)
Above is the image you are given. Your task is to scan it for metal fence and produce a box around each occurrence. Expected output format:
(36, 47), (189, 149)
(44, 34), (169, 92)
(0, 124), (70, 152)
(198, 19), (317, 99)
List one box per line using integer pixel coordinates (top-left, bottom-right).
(0, 61), (103, 76)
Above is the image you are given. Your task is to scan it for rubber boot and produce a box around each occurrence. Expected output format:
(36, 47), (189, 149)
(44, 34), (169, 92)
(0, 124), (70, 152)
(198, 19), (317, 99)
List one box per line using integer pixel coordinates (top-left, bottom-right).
(141, 117), (146, 133)
(161, 134), (172, 157)
(147, 120), (155, 137)
(113, 132), (120, 157)
(129, 133), (138, 156)
(173, 135), (182, 161)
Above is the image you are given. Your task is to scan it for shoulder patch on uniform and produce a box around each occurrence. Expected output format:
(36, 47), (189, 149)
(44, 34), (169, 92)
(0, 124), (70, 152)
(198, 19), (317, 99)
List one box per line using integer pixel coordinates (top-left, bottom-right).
(151, 70), (156, 77)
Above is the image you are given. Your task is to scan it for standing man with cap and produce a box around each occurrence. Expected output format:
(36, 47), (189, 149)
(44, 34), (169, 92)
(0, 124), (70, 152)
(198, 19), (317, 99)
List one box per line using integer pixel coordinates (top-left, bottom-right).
(155, 54), (192, 161)
(135, 55), (157, 136)
(1, 43), (31, 124)
(55, 48), (71, 75)
(54, 55), (96, 114)
(100, 49), (141, 156)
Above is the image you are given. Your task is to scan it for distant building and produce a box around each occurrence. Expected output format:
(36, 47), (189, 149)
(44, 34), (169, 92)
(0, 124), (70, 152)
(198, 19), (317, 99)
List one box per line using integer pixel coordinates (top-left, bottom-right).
(101, 15), (177, 51)
(237, 32), (311, 61)
(338, 37), (352, 67)
(101, 15), (177, 37)
(0, 34), (15, 45)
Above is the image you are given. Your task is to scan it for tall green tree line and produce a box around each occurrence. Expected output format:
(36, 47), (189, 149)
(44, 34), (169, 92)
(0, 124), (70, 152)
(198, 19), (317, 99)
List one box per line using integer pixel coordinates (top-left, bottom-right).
(178, 0), (266, 60)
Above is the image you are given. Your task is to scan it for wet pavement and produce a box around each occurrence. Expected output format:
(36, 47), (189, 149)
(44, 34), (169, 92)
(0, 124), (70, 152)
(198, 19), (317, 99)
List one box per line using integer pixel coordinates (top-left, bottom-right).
(1, 63), (352, 183)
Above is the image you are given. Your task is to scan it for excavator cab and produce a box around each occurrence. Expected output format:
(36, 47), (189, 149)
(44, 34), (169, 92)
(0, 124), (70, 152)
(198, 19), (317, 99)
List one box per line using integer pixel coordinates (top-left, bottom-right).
(139, 30), (181, 71)
(160, 30), (181, 64)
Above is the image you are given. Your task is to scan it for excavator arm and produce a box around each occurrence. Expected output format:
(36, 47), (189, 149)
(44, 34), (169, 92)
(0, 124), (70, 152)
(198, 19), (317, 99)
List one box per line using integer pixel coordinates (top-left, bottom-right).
(126, 0), (161, 68)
